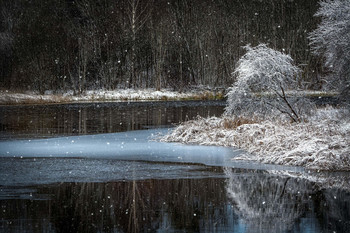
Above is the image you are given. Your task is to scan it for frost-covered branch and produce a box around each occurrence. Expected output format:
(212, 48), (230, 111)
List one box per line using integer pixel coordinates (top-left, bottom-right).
(225, 44), (314, 122)
(308, 0), (350, 104)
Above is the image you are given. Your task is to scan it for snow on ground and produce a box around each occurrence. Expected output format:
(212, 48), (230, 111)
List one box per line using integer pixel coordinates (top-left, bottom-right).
(70, 89), (209, 101)
(160, 107), (350, 171)
(0, 89), (217, 105)
(0, 89), (332, 105)
(0, 91), (69, 104)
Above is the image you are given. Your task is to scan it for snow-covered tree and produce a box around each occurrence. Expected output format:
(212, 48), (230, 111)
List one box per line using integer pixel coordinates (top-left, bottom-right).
(225, 44), (314, 122)
(308, 0), (350, 102)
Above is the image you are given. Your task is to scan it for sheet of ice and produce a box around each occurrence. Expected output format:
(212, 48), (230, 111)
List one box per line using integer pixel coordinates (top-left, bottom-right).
(0, 128), (298, 189)
(0, 129), (233, 164)
(0, 129), (301, 171)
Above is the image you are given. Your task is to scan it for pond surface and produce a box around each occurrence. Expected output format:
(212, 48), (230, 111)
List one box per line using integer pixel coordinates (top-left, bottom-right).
(0, 101), (225, 140)
(0, 101), (349, 233)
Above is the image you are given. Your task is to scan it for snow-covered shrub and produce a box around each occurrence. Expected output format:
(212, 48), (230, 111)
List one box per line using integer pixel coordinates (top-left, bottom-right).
(226, 44), (315, 122)
(308, 0), (350, 105)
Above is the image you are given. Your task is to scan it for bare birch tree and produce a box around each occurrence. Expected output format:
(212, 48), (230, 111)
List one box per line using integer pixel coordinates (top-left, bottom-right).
(126, 0), (152, 88)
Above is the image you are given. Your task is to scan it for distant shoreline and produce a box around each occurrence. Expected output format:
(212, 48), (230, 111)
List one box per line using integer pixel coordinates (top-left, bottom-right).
(0, 88), (225, 106)
(0, 89), (338, 106)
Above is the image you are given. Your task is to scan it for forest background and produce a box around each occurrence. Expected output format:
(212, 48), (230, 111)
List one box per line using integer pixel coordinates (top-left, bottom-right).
(0, 0), (323, 94)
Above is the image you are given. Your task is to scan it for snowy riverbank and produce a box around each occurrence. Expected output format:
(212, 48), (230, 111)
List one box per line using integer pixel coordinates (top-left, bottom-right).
(0, 88), (223, 105)
(0, 89), (336, 105)
(160, 107), (350, 171)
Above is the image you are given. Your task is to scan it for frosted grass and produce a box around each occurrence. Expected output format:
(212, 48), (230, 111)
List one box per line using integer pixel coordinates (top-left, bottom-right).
(161, 107), (350, 171)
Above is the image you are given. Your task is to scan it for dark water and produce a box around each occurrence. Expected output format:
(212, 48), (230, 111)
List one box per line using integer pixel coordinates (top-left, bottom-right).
(0, 101), (350, 233)
(0, 101), (225, 140)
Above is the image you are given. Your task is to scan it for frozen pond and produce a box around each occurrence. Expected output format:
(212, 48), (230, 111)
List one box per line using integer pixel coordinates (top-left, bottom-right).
(0, 101), (350, 233)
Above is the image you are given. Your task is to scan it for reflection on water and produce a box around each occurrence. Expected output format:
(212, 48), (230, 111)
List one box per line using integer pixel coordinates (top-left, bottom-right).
(225, 168), (313, 232)
(224, 168), (350, 233)
(0, 101), (225, 140)
(1, 177), (231, 233)
(1, 166), (350, 232)
(0, 158), (227, 187)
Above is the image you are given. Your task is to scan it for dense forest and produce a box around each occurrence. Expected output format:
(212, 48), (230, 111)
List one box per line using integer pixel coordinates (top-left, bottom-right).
(0, 0), (322, 94)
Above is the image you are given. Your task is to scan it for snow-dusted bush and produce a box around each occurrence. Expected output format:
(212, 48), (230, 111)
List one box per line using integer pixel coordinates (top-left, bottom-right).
(226, 44), (315, 122)
(308, 0), (350, 104)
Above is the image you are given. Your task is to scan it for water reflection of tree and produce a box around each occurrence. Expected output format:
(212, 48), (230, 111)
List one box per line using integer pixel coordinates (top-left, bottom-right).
(314, 187), (350, 233)
(0, 103), (224, 139)
(2, 170), (350, 232)
(269, 169), (350, 232)
(224, 168), (315, 233)
(47, 177), (229, 232)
